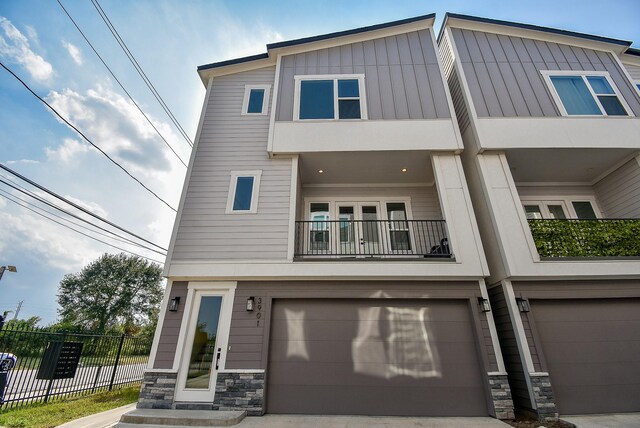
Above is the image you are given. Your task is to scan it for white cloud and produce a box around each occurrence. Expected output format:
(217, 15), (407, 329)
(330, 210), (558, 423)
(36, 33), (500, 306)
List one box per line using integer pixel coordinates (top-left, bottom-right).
(63, 40), (83, 65)
(45, 138), (89, 162)
(64, 195), (109, 218)
(45, 85), (187, 175)
(6, 159), (40, 165)
(0, 16), (52, 81)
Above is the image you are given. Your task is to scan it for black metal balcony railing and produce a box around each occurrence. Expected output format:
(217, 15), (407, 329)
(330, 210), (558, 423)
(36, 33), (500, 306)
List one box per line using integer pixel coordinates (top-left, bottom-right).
(528, 218), (640, 258)
(294, 220), (452, 258)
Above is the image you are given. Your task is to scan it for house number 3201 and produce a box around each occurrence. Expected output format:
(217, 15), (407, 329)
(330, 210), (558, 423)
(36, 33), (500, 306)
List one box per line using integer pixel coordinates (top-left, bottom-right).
(256, 297), (263, 326)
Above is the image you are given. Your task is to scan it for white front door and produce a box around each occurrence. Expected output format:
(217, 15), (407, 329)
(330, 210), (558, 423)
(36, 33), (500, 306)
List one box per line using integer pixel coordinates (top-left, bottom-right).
(174, 283), (235, 402)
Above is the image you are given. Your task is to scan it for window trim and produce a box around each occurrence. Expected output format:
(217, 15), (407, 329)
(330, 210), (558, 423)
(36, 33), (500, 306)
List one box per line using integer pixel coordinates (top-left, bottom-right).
(520, 196), (603, 219)
(225, 170), (262, 214)
(293, 74), (368, 121)
(241, 85), (271, 116)
(541, 70), (634, 117)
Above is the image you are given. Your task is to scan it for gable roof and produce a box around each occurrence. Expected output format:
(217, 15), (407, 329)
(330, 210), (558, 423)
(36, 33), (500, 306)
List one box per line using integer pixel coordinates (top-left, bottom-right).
(197, 13), (435, 80)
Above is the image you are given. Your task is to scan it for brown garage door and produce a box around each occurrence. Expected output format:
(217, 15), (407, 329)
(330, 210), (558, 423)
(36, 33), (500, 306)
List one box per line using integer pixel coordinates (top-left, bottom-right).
(531, 298), (640, 414)
(267, 299), (487, 416)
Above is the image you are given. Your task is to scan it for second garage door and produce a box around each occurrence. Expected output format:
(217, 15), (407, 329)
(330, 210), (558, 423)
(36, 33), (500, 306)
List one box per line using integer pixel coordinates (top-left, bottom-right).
(531, 298), (640, 414)
(267, 299), (487, 416)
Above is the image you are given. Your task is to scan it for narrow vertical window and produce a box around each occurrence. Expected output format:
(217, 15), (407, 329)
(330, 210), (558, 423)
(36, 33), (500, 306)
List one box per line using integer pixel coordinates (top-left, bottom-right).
(226, 171), (262, 213)
(242, 85), (270, 115)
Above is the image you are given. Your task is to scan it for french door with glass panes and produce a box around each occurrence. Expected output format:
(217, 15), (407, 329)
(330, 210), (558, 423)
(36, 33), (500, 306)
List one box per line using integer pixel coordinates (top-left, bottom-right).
(523, 201), (570, 220)
(336, 202), (382, 255)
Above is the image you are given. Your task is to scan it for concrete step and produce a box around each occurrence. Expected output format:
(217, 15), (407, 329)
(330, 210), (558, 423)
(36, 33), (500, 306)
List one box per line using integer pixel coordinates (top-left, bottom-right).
(118, 409), (246, 427)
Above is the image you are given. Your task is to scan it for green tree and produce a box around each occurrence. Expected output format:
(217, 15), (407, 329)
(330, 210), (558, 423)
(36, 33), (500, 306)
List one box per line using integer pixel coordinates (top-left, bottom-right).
(57, 253), (164, 333)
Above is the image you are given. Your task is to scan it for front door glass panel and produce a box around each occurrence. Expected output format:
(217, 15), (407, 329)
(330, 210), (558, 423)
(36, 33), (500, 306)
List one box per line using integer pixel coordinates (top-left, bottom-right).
(185, 296), (223, 389)
(361, 205), (380, 253)
(546, 204), (567, 219)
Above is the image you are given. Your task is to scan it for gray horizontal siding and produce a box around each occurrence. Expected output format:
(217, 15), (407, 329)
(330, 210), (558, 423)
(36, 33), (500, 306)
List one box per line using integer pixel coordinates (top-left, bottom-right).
(439, 32), (470, 134)
(594, 158), (640, 218)
(301, 185), (442, 219)
(172, 66), (292, 261)
(623, 63), (640, 80)
(452, 28), (640, 117)
(276, 30), (451, 121)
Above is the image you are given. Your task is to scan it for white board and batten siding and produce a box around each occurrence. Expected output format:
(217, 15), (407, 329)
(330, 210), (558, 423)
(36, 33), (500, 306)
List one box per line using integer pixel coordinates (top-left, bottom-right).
(594, 158), (640, 218)
(451, 28), (640, 118)
(172, 66), (293, 261)
(276, 30), (451, 121)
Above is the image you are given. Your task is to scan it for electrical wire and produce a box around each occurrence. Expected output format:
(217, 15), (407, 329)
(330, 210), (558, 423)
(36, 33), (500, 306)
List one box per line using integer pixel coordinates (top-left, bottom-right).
(0, 186), (165, 255)
(0, 61), (177, 212)
(0, 165), (168, 252)
(0, 192), (165, 264)
(90, 0), (194, 147)
(55, 0), (189, 167)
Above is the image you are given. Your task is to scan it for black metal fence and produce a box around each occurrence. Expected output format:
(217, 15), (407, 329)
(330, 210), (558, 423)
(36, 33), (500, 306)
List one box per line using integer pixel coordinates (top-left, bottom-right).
(294, 220), (452, 258)
(528, 218), (640, 258)
(0, 324), (152, 410)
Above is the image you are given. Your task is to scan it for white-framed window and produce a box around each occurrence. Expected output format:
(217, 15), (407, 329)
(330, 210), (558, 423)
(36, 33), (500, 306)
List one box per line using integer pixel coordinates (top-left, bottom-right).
(541, 71), (633, 117)
(241, 85), (270, 115)
(521, 197), (601, 220)
(293, 74), (367, 121)
(225, 170), (262, 214)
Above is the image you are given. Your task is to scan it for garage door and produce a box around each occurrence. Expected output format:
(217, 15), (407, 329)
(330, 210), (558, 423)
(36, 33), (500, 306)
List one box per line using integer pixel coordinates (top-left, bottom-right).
(531, 298), (640, 414)
(267, 299), (487, 416)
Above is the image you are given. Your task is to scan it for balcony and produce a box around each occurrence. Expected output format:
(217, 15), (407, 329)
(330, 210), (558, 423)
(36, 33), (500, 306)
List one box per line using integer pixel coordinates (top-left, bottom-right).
(294, 220), (452, 259)
(528, 219), (640, 258)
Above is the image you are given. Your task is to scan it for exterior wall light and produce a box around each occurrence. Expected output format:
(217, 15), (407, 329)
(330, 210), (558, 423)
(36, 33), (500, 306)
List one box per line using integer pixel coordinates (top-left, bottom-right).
(246, 296), (255, 312)
(0, 265), (17, 281)
(516, 297), (530, 313)
(477, 297), (491, 312)
(168, 297), (180, 312)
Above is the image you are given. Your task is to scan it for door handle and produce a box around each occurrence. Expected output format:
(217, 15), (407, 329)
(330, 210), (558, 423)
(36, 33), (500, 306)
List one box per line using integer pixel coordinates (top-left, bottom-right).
(360, 238), (364, 245)
(215, 348), (221, 370)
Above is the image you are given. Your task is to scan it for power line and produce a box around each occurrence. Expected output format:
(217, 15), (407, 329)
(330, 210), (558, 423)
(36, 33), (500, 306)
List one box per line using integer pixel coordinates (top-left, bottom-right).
(0, 186), (165, 255)
(0, 61), (177, 212)
(90, 0), (194, 147)
(0, 192), (165, 264)
(55, 0), (189, 168)
(0, 164), (168, 252)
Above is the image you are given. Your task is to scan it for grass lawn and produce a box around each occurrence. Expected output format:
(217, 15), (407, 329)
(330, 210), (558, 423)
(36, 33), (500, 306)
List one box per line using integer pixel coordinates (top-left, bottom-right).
(0, 385), (139, 428)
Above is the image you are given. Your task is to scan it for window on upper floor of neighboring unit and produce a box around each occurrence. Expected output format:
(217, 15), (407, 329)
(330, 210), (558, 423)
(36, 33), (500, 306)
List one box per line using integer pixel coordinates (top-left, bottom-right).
(522, 199), (600, 220)
(226, 171), (262, 214)
(294, 75), (367, 120)
(242, 85), (270, 115)
(542, 71), (632, 117)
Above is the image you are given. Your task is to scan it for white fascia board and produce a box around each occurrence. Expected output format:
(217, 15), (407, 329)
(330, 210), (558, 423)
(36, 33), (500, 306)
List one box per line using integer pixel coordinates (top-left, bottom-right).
(512, 259), (640, 280)
(271, 119), (460, 154)
(267, 18), (435, 58)
(475, 117), (640, 150)
(165, 259), (487, 280)
(198, 61), (276, 84)
(444, 18), (628, 56)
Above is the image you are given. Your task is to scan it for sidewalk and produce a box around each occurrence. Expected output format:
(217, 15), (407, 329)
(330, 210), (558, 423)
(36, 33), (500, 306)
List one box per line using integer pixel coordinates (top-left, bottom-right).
(56, 403), (136, 428)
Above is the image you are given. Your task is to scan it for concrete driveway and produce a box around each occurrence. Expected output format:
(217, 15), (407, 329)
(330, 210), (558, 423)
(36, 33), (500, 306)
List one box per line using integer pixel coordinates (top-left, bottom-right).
(562, 413), (640, 428)
(235, 415), (510, 427)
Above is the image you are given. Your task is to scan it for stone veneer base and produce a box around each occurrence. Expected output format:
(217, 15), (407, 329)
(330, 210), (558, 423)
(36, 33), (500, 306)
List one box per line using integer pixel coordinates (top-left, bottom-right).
(137, 370), (177, 409)
(488, 372), (515, 420)
(530, 372), (558, 421)
(212, 370), (264, 416)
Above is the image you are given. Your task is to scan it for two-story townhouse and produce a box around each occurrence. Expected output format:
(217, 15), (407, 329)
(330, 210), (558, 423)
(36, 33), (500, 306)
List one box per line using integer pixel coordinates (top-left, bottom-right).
(439, 14), (640, 420)
(138, 14), (515, 419)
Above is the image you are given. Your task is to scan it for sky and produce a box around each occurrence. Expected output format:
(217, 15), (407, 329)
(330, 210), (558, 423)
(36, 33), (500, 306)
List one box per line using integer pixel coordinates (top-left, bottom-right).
(0, 0), (639, 325)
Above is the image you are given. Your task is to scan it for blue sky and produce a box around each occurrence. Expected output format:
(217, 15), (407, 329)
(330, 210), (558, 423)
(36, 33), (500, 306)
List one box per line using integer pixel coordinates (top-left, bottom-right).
(1, 0), (639, 324)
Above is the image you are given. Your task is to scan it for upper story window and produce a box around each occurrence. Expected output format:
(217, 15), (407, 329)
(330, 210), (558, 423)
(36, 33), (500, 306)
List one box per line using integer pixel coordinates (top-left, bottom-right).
(522, 198), (600, 220)
(226, 171), (262, 214)
(541, 71), (632, 117)
(294, 75), (367, 120)
(242, 85), (270, 115)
